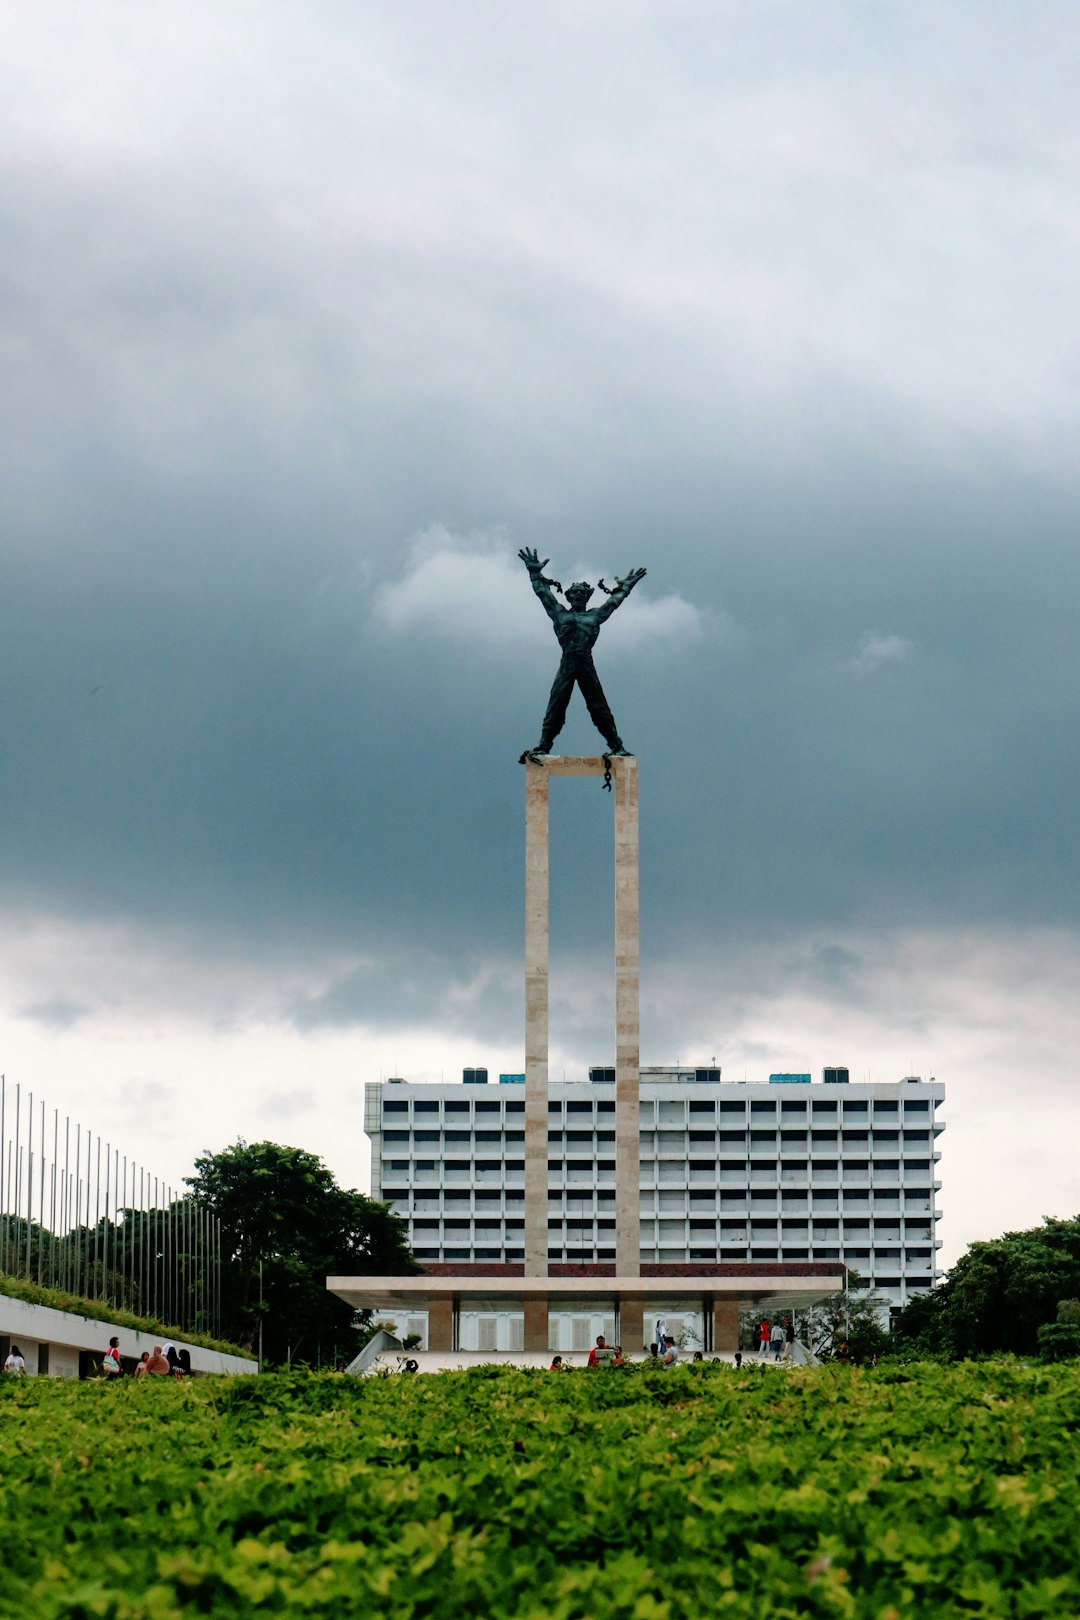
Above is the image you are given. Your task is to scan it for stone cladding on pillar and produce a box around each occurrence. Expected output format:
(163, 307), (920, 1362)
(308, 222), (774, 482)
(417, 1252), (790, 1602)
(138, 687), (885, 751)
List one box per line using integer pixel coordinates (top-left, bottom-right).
(524, 764), (551, 1276)
(613, 758), (641, 1277)
(523, 755), (641, 1284)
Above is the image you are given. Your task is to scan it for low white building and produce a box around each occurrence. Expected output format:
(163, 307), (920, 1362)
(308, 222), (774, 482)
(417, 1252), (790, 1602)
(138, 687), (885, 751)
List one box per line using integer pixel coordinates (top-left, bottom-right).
(1, 1292), (257, 1377)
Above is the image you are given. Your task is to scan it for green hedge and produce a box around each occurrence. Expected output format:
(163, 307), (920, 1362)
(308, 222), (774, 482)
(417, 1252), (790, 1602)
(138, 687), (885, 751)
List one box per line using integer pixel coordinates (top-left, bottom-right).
(3, 1360), (1080, 1616)
(0, 1271), (248, 1358)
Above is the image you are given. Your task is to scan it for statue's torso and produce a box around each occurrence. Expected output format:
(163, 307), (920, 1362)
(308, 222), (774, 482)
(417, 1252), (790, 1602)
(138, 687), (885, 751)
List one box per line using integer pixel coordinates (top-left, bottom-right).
(553, 609), (600, 657)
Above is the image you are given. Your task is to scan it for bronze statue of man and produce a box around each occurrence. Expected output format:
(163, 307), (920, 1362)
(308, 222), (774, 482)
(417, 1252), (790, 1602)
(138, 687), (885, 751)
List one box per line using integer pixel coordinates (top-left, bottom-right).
(518, 547), (646, 760)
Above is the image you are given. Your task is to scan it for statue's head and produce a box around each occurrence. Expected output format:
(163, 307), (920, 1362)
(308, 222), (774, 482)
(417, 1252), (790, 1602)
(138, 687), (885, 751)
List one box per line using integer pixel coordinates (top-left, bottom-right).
(564, 581), (594, 610)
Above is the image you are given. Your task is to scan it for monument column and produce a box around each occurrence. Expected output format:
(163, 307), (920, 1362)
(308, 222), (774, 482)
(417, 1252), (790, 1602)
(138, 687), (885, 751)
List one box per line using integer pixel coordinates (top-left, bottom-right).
(613, 756), (641, 1278)
(524, 763), (551, 1276)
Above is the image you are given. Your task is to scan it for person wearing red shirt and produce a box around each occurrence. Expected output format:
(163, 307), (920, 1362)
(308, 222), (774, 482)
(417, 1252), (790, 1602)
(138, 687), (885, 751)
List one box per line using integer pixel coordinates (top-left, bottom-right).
(587, 1335), (615, 1368)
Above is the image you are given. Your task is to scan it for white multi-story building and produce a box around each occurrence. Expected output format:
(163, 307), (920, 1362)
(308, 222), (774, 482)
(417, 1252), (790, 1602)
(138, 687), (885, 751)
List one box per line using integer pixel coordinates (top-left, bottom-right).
(365, 1066), (944, 1316)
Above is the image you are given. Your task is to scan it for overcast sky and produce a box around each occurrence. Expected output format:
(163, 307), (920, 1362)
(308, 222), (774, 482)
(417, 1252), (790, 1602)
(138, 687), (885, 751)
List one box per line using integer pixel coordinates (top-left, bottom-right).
(3, 2), (1080, 1266)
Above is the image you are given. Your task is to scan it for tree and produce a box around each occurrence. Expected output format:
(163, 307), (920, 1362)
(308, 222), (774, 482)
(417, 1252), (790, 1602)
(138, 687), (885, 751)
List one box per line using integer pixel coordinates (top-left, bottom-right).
(892, 1214), (1080, 1359)
(802, 1272), (891, 1363)
(186, 1141), (417, 1366)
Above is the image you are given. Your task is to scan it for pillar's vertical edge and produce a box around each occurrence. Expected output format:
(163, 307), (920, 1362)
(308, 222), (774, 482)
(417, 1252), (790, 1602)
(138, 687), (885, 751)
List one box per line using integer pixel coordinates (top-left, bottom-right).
(523, 1295), (549, 1353)
(428, 1296), (454, 1353)
(614, 756), (641, 1278)
(524, 764), (550, 1277)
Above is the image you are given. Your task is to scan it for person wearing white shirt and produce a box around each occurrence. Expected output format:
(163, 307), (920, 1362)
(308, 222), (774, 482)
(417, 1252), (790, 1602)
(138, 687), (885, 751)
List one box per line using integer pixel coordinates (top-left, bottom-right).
(3, 1345), (28, 1376)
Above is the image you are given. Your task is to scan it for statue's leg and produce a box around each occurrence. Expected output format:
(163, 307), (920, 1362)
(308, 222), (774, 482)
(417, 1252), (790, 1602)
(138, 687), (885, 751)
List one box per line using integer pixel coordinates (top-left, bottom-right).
(535, 657), (576, 752)
(577, 658), (624, 752)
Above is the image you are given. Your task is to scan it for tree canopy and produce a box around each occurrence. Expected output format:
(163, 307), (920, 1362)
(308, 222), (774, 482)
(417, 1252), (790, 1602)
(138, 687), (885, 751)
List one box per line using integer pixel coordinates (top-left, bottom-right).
(893, 1214), (1080, 1358)
(186, 1141), (417, 1366)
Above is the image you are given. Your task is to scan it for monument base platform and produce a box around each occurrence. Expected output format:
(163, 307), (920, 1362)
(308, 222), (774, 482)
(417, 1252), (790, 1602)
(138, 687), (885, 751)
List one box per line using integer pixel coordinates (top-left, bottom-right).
(328, 1265), (844, 1356)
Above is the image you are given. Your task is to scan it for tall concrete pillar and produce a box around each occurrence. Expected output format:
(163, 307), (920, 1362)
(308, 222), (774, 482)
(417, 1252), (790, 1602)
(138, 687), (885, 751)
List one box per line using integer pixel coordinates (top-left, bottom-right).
(524, 765), (551, 1276)
(613, 757), (640, 1277)
(523, 755), (641, 1281)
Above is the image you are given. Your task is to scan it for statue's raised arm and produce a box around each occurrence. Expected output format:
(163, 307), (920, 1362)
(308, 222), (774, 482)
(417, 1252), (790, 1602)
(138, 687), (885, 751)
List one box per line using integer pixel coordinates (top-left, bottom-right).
(594, 567), (646, 623)
(518, 547), (563, 622)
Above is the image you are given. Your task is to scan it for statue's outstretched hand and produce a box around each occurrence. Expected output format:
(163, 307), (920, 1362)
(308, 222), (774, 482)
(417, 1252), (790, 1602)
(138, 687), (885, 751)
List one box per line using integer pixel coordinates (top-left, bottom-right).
(518, 547), (549, 573)
(619, 567), (647, 590)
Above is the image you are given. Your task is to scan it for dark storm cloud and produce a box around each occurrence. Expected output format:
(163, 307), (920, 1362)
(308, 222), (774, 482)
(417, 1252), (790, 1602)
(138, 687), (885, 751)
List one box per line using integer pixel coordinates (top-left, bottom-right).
(3, 0), (1080, 1025)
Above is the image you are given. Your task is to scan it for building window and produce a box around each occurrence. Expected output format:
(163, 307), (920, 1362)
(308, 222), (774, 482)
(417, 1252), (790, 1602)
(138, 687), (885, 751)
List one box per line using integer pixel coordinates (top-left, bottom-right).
(414, 1100), (439, 1113)
(383, 1101), (408, 1114)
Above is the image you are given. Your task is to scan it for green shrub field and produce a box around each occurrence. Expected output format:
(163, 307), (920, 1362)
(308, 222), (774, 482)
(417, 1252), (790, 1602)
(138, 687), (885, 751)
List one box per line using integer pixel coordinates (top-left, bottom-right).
(2, 1361), (1079, 1618)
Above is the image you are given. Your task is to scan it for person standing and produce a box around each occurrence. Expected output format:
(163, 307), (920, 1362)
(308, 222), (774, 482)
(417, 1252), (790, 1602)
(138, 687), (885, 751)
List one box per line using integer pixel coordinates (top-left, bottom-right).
(757, 1318), (770, 1356)
(783, 1316), (796, 1360)
(587, 1335), (614, 1368)
(102, 1337), (122, 1379)
(3, 1345), (27, 1376)
(770, 1321), (785, 1361)
(662, 1335), (680, 1368)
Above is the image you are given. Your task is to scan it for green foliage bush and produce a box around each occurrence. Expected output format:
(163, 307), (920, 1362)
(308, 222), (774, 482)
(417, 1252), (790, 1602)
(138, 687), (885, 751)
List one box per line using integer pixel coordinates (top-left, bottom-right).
(1036, 1321), (1080, 1360)
(0, 1271), (248, 1358)
(3, 1361), (1080, 1616)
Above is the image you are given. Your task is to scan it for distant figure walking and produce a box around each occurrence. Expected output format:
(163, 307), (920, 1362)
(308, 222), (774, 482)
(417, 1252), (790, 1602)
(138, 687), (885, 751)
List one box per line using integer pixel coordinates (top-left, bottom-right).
(3, 1344), (27, 1376)
(757, 1319), (770, 1356)
(784, 1316), (795, 1360)
(770, 1321), (785, 1361)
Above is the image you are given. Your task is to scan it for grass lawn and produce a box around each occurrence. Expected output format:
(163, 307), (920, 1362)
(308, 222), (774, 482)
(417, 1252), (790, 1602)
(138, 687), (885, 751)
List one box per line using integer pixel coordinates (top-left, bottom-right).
(2, 1360), (1078, 1617)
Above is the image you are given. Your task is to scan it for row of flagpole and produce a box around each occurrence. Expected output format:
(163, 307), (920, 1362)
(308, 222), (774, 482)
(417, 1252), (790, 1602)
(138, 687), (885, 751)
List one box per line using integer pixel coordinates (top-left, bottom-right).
(0, 1074), (221, 1338)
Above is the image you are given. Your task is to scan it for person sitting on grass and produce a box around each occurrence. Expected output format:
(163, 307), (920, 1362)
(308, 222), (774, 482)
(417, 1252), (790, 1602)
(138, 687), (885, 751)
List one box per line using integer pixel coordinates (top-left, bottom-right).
(549, 1355), (567, 1370)
(133, 1352), (151, 1379)
(145, 1346), (172, 1377)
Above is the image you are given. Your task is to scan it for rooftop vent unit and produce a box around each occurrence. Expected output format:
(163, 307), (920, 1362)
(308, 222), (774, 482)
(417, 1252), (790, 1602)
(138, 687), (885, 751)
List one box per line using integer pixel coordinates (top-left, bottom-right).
(902, 1075), (923, 1085)
(769, 1073), (811, 1085)
(463, 1067), (489, 1085)
(823, 1067), (850, 1085)
(589, 1067), (616, 1084)
(387, 1077), (404, 1084)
